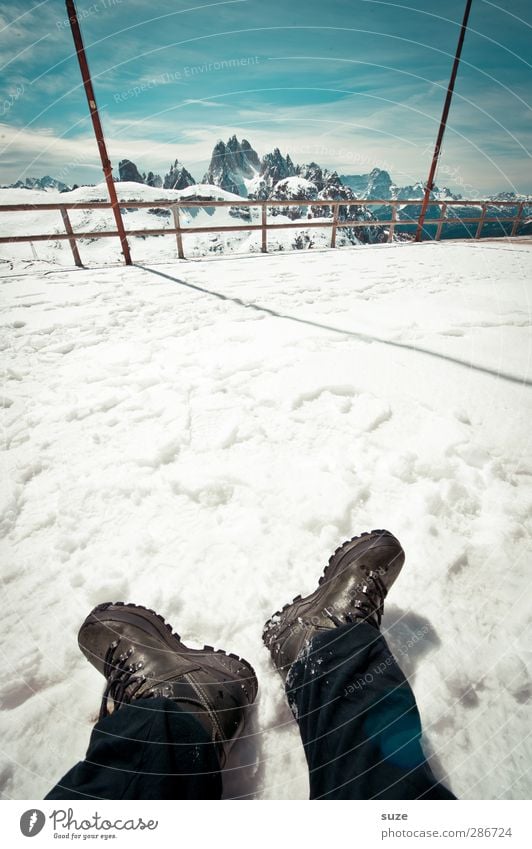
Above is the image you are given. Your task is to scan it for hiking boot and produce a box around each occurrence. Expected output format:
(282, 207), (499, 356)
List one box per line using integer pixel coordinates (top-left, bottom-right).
(263, 529), (405, 681)
(78, 602), (258, 766)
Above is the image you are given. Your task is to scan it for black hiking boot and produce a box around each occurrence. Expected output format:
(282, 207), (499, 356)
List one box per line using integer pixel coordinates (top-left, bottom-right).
(78, 602), (258, 767)
(263, 529), (405, 681)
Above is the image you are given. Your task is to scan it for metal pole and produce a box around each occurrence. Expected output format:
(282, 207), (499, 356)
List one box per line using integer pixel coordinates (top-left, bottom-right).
(415, 0), (473, 242)
(65, 0), (132, 264)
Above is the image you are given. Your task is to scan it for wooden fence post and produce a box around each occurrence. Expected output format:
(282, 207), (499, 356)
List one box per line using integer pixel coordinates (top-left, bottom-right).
(60, 206), (83, 266)
(331, 203), (339, 248)
(510, 201), (525, 237)
(435, 203), (448, 241)
(475, 203), (487, 239)
(261, 204), (267, 253)
(172, 204), (185, 259)
(388, 204), (397, 242)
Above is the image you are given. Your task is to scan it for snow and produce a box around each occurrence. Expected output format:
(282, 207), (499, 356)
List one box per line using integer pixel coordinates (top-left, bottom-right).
(0, 182), (245, 206)
(1, 240), (531, 800)
(274, 176), (317, 194)
(0, 181), (346, 269)
(244, 173), (266, 196)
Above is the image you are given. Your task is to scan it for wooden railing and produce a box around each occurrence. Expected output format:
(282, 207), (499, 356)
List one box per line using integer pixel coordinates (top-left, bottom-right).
(0, 198), (528, 266)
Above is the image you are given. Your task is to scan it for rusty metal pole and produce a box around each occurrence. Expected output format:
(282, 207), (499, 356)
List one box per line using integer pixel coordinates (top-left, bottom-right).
(415, 0), (473, 242)
(65, 0), (132, 264)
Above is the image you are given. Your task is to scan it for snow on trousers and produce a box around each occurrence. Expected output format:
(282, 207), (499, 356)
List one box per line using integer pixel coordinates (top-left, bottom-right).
(45, 621), (455, 800)
(286, 621), (455, 799)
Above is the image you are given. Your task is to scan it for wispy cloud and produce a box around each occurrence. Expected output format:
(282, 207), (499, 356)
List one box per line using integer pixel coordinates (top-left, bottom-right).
(182, 98), (224, 107)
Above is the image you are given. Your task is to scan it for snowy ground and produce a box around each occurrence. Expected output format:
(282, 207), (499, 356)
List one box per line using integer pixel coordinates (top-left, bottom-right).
(0, 182), (356, 272)
(1, 240), (531, 800)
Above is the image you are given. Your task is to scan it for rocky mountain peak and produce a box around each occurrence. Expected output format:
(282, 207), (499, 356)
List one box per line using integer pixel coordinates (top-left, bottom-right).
(5, 176), (70, 192)
(364, 168), (393, 199)
(260, 148), (297, 184)
(146, 171), (162, 188)
(163, 160), (196, 190)
(297, 162), (344, 193)
(118, 159), (145, 183)
(203, 135), (260, 195)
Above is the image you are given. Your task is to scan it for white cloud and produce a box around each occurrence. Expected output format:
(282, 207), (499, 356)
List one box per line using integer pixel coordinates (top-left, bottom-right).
(0, 89), (529, 195)
(182, 98), (224, 107)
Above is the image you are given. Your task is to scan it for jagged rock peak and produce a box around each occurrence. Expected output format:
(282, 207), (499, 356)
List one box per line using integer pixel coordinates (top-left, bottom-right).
(364, 168), (393, 199)
(340, 168), (392, 199)
(7, 176), (69, 192)
(203, 136), (260, 195)
(260, 148), (297, 184)
(163, 160), (196, 190)
(118, 159), (145, 183)
(146, 171), (162, 188)
(297, 162), (342, 193)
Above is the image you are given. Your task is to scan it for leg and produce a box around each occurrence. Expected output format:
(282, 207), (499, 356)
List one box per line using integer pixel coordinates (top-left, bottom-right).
(46, 602), (257, 800)
(263, 529), (456, 799)
(286, 621), (455, 799)
(46, 698), (222, 800)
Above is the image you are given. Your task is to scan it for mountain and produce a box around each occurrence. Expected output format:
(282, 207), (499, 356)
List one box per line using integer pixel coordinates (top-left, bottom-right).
(146, 171), (163, 188)
(390, 181), (458, 202)
(163, 160), (195, 190)
(117, 159), (190, 190)
(5, 176), (69, 192)
(118, 159), (145, 183)
(341, 168), (459, 202)
(203, 135), (260, 195)
(246, 148), (296, 199)
(268, 176), (318, 219)
(261, 148), (296, 184)
(339, 173), (369, 195)
(5, 143), (504, 205)
(363, 168), (393, 200)
(490, 191), (532, 202)
(341, 167), (393, 200)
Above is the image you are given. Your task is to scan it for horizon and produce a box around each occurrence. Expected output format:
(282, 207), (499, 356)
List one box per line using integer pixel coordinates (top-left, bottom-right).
(3, 132), (529, 199)
(1, 0), (531, 195)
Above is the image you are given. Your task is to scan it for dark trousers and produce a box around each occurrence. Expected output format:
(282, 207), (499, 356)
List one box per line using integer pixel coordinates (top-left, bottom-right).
(46, 622), (455, 800)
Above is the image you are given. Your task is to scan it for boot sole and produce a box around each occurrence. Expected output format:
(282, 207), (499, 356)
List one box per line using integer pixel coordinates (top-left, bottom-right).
(81, 601), (258, 702)
(262, 528), (403, 643)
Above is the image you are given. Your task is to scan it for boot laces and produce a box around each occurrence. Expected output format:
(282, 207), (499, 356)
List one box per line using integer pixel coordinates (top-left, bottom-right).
(325, 570), (388, 628)
(100, 640), (148, 720)
(99, 641), (225, 748)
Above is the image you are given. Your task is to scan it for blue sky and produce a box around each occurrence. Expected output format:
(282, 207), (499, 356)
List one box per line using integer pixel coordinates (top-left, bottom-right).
(1, 0), (531, 194)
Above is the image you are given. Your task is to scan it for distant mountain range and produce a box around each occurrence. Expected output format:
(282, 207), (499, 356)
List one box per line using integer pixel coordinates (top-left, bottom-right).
(3, 136), (529, 243)
(2, 135), (461, 201)
(6, 175), (71, 192)
(4, 136), (530, 207)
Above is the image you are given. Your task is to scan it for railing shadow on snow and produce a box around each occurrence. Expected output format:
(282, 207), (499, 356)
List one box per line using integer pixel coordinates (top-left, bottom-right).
(137, 264), (532, 389)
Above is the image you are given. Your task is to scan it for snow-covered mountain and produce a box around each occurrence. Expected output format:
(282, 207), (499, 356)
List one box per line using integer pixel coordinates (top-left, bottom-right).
(262, 148), (297, 184)
(3, 137), (530, 257)
(268, 176), (318, 219)
(0, 181), (372, 267)
(247, 148), (298, 198)
(342, 168), (459, 202)
(163, 160), (195, 190)
(3, 176), (70, 192)
(202, 135), (261, 195)
(9, 139), (525, 207)
(391, 182), (457, 202)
